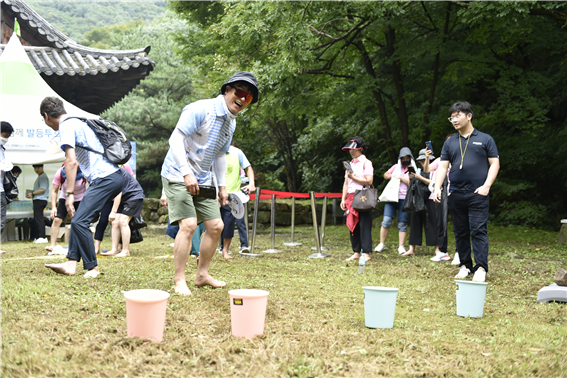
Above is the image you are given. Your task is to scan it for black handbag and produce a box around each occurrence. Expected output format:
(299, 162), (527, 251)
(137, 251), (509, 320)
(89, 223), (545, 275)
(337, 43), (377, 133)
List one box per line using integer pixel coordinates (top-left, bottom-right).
(129, 215), (147, 230)
(3, 171), (19, 203)
(130, 228), (143, 244)
(402, 178), (427, 213)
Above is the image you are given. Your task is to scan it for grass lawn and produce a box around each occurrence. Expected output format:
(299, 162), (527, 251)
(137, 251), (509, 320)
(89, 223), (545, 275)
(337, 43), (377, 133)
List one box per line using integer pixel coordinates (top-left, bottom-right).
(1, 222), (566, 377)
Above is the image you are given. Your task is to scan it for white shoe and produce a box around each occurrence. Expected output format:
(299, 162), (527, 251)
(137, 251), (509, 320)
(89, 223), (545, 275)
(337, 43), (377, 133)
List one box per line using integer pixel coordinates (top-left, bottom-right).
(34, 238), (49, 244)
(398, 246), (407, 255)
(430, 252), (451, 262)
(452, 253), (460, 266)
(375, 243), (385, 252)
(168, 243), (175, 247)
(240, 246), (250, 253)
(48, 245), (66, 255)
(472, 267), (487, 282)
(455, 266), (471, 279)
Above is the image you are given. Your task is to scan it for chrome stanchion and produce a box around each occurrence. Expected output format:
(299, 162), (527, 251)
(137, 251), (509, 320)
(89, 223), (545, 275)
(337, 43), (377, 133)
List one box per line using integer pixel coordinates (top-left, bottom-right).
(263, 194), (282, 253)
(284, 196), (302, 247)
(309, 192), (330, 258)
(311, 196), (329, 251)
(240, 187), (263, 258)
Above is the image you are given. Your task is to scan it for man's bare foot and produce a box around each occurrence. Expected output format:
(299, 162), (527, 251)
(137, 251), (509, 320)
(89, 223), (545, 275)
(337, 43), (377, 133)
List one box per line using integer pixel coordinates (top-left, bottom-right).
(346, 253), (361, 262)
(363, 253), (371, 262)
(401, 250), (415, 256)
(83, 268), (101, 278)
(195, 274), (226, 288)
(222, 253), (233, 259)
(100, 249), (119, 256)
(45, 261), (77, 275)
(115, 250), (130, 257)
(45, 245), (54, 252)
(174, 280), (192, 296)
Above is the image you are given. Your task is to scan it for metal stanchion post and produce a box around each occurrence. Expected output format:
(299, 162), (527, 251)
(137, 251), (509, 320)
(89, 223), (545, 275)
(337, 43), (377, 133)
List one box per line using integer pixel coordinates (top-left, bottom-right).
(240, 187), (263, 258)
(244, 202), (249, 240)
(284, 196), (302, 247)
(309, 192), (330, 258)
(312, 196), (329, 251)
(263, 194), (282, 253)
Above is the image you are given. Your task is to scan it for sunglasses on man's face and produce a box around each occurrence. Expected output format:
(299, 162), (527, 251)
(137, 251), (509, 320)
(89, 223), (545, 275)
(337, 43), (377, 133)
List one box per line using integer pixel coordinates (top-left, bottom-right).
(232, 87), (253, 104)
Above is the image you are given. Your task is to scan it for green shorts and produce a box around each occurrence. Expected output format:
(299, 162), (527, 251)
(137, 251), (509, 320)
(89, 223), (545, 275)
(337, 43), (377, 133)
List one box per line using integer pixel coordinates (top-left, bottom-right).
(162, 177), (221, 225)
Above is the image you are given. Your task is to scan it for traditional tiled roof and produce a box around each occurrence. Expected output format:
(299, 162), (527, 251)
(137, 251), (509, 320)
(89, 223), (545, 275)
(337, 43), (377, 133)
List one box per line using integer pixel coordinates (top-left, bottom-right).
(1, 0), (155, 113)
(1, 0), (154, 77)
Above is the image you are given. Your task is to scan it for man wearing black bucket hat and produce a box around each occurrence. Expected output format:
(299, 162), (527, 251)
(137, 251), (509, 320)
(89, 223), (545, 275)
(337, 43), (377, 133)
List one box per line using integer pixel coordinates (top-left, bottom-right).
(161, 71), (259, 296)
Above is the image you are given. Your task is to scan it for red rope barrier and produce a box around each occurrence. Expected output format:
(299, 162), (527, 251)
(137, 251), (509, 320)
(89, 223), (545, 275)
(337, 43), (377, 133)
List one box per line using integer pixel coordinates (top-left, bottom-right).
(249, 189), (342, 200)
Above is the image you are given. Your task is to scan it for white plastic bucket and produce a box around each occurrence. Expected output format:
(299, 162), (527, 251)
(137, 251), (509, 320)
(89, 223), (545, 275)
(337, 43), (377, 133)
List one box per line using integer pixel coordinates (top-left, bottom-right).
(362, 286), (399, 329)
(228, 289), (269, 338)
(455, 280), (488, 318)
(124, 289), (170, 342)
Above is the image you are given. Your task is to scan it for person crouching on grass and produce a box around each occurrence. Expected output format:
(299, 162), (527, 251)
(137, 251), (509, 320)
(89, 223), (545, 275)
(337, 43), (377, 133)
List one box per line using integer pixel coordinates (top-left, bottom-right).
(161, 71), (259, 296)
(341, 137), (375, 262)
(41, 97), (123, 278)
(101, 167), (144, 257)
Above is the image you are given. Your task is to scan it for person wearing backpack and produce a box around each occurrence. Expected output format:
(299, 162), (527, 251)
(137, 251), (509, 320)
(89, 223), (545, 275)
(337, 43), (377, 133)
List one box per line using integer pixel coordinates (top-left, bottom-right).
(40, 97), (124, 278)
(161, 71), (259, 296)
(45, 163), (87, 254)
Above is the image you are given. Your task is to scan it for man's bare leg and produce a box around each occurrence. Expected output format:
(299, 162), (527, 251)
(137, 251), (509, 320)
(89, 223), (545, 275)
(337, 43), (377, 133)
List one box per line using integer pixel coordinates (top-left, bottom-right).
(45, 259), (78, 275)
(101, 217), (121, 256)
(118, 214), (132, 256)
(195, 218), (226, 288)
(174, 218), (196, 296)
(222, 238), (233, 259)
(46, 217), (63, 252)
(94, 239), (102, 254)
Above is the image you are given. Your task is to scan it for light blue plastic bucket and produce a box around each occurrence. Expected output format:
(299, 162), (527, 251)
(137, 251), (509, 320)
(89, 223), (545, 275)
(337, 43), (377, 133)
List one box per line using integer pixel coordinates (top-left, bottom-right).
(362, 286), (399, 329)
(455, 280), (488, 318)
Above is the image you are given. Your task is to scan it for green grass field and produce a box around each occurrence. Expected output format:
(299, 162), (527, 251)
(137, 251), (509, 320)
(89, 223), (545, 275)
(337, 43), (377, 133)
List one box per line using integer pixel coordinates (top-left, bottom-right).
(1, 223), (566, 377)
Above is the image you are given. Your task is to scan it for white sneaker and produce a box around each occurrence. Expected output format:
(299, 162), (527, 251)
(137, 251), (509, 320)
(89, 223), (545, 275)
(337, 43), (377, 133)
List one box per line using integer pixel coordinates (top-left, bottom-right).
(455, 266), (471, 279)
(168, 243), (175, 247)
(34, 237), (49, 244)
(48, 245), (66, 255)
(398, 246), (407, 255)
(472, 267), (487, 282)
(374, 243), (385, 252)
(430, 252), (451, 262)
(452, 253), (460, 266)
(240, 246), (250, 253)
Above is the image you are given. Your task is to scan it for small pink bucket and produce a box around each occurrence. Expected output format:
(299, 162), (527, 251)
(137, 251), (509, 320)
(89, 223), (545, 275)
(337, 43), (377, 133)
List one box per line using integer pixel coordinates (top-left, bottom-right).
(228, 289), (269, 338)
(124, 289), (170, 343)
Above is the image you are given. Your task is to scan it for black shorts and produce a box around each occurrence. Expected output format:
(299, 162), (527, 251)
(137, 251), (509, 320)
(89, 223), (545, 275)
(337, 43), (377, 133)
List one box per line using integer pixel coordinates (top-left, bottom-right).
(56, 198), (81, 220)
(118, 199), (143, 217)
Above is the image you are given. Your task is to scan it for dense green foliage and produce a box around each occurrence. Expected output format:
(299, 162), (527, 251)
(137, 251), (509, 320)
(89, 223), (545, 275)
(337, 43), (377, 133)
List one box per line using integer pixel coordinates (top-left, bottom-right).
(27, 0), (165, 41)
(168, 1), (567, 229)
(100, 13), (199, 198)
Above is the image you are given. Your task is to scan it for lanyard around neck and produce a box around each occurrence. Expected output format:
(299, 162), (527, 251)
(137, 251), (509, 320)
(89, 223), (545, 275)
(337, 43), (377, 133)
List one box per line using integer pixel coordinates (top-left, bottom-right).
(459, 133), (471, 169)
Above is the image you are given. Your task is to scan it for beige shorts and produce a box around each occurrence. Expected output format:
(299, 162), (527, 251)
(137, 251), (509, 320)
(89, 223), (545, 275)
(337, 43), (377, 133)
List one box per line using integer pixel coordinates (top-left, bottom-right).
(162, 177), (221, 225)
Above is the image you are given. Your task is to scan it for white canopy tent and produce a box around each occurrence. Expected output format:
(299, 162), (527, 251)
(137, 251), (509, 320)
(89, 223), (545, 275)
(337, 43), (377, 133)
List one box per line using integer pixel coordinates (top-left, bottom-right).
(0, 33), (98, 165)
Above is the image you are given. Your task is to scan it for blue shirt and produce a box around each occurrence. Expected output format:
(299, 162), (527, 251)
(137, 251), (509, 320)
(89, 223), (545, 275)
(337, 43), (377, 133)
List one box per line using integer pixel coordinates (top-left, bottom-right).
(33, 172), (50, 201)
(440, 129), (499, 193)
(161, 95), (235, 185)
(59, 117), (119, 182)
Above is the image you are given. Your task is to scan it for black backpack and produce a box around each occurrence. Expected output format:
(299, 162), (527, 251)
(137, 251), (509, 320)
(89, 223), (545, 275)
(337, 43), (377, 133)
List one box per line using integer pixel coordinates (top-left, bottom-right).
(64, 117), (132, 165)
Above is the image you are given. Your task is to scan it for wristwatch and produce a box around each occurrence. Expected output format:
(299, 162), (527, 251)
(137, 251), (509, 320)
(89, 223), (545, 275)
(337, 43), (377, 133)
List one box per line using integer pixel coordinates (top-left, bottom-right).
(65, 191), (74, 196)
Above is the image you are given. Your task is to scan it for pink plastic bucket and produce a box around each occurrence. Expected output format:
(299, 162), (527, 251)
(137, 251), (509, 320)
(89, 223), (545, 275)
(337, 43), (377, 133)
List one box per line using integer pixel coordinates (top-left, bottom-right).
(228, 289), (269, 338)
(124, 289), (170, 343)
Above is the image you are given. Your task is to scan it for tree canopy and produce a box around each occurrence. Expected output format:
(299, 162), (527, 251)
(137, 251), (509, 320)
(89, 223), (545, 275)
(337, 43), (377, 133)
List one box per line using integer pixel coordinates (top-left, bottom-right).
(167, 1), (567, 228)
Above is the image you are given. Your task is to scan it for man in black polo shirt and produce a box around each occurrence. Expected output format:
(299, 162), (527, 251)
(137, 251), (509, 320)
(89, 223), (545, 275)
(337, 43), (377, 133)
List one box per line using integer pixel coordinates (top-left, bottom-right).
(433, 102), (500, 282)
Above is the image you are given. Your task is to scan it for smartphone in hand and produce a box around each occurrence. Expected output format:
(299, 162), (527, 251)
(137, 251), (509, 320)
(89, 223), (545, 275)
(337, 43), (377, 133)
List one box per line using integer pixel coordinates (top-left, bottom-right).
(407, 166), (416, 174)
(425, 141), (433, 152)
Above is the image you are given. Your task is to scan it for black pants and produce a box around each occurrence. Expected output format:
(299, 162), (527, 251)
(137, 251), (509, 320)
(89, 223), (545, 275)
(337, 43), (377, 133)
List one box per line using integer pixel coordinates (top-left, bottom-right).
(434, 201), (448, 252)
(33, 199), (47, 239)
(94, 201), (113, 241)
(409, 200), (438, 247)
(350, 210), (373, 254)
(1, 192), (6, 235)
(448, 192), (490, 273)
